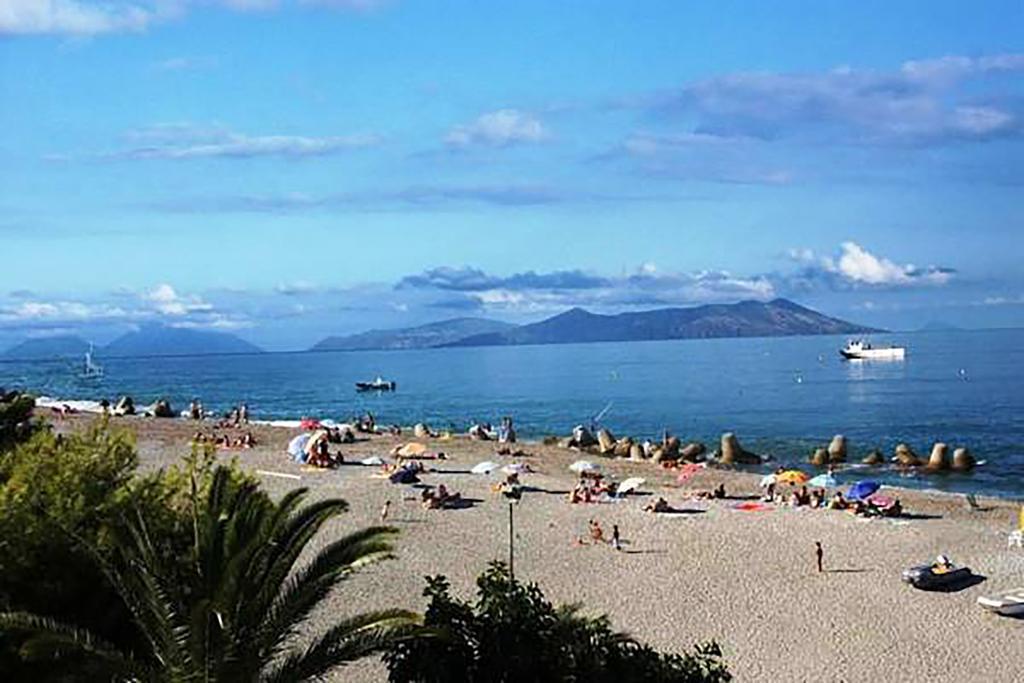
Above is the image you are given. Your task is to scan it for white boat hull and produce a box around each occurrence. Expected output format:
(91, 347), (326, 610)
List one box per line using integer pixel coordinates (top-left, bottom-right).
(841, 348), (905, 360)
(978, 590), (1024, 616)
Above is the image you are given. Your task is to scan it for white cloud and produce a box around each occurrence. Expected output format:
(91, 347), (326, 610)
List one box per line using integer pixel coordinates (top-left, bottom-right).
(1, 0), (390, 36)
(111, 129), (380, 160)
(0, 300), (128, 322)
(445, 109), (549, 148)
(144, 283), (212, 315)
(641, 53), (1024, 146)
(154, 55), (218, 71)
(275, 281), (318, 296)
(0, 0), (157, 35)
(789, 242), (955, 289)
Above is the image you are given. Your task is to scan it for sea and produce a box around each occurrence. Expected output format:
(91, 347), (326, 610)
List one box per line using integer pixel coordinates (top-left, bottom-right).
(3, 329), (1023, 499)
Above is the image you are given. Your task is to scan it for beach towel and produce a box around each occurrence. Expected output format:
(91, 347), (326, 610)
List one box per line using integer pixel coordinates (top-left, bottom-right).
(732, 501), (772, 512)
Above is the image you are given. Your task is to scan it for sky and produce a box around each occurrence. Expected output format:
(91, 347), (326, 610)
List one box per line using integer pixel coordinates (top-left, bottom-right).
(1, 0), (1023, 350)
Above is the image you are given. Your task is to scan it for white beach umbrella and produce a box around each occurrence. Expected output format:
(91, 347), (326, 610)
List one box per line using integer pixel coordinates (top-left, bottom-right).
(471, 460), (499, 475)
(759, 474), (777, 487)
(569, 460), (600, 474)
(618, 477), (645, 495)
(360, 456), (386, 466)
(287, 433), (312, 458)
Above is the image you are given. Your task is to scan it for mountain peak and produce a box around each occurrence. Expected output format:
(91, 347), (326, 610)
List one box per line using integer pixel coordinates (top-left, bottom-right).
(447, 299), (879, 348)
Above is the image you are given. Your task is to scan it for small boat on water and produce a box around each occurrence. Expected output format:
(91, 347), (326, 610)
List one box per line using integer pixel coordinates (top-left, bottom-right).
(79, 345), (104, 380)
(840, 339), (905, 361)
(977, 588), (1024, 617)
(355, 376), (396, 392)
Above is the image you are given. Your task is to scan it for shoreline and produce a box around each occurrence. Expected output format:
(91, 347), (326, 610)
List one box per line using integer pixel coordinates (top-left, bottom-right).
(31, 393), (1021, 505)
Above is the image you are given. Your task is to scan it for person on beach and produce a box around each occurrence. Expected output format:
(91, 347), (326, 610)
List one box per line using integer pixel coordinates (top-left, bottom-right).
(815, 541), (824, 573)
(239, 403), (249, 424)
(612, 524), (622, 551)
(589, 519), (605, 544)
(380, 499), (391, 522)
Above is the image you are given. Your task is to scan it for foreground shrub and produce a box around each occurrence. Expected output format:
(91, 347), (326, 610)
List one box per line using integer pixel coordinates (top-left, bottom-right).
(0, 424), (419, 681)
(385, 562), (730, 683)
(0, 392), (38, 451)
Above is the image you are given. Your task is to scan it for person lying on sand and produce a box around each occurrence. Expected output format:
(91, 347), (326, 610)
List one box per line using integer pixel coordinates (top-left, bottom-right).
(692, 484), (726, 500)
(644, 497), (673, 513)
(422, 484), (462, 510)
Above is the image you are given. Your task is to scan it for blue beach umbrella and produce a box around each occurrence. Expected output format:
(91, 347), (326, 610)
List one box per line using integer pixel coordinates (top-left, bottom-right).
(808, 473), (840, 488)
(847, 480), (881, 501)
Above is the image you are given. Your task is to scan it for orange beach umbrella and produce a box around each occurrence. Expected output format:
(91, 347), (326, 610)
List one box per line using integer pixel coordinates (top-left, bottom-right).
(776, 470), (810, 485)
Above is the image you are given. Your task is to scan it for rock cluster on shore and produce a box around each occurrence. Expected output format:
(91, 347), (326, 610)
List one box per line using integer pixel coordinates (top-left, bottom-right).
(806, 437), (976, 472)
(558, 425), (771, 468)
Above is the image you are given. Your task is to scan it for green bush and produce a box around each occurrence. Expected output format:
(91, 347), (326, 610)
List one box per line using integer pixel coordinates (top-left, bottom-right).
(0, 425), (251, 679)
(0, 392), (39, 451)
(385, 562), (731, 683)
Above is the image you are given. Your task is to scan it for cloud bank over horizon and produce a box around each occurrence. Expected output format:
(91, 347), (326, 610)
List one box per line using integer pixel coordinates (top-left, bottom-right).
(0, 242), (973, 350)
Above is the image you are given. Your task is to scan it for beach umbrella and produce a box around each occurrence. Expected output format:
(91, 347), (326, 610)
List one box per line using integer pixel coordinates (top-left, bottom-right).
(867, 493), (894, 509)
(777, 470), (810, 485)
(759, 474), (777, 487)
(287, 433), (311, 461)
(396, 442), (428, 458)
(360, 456), (386, 466)
(569, 460), (600, 474)
(471, 461), (499, 475)
(847, 480), (881, 500)
(618, 477), (645, 495)
(808, 473), (840, 488)
(502, 462), (531, 475)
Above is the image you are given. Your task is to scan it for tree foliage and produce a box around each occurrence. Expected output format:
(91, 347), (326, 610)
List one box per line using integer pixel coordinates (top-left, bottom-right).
(0, 391), (39, 451)
(385, 562), (731, 683)
(0, 423), (420, 681)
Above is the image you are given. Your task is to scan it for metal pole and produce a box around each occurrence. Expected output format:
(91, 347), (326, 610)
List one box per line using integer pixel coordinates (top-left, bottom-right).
(508, 501), (515, 581)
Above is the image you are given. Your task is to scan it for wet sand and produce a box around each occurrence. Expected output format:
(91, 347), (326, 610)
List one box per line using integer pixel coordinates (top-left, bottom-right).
(52, 414), (1024, 681)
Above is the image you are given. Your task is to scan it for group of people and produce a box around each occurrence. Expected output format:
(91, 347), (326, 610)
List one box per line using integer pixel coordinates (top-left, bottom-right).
(763, 481), (903, 517)
(467, 416), (517, 443)
(567, 473), (617, 504)
(192, 431), (257, 449)
(188, 399), (250, 426)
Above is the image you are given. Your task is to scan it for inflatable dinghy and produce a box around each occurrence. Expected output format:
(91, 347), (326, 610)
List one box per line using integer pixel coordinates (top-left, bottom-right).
(902, 561), (972, 590)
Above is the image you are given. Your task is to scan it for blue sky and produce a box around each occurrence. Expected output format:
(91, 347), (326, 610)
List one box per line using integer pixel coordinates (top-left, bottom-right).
(1, 0), (1023, 350)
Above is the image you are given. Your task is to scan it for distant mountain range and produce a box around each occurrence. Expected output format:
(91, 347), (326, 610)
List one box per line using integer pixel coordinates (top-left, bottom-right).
(3, 299), (877, 360)
(311, 317), (516, 352)
(2, 325), (262, 360)
(308, 299), (878, 352)
(0, 335), (92, 360)
(445, 299), (879, 347)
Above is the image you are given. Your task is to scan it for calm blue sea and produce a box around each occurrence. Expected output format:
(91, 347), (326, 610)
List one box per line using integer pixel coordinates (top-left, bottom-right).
(3, 329), (1023, 499)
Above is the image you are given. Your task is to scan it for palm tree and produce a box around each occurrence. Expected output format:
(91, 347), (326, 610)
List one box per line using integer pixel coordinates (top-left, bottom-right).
(0, 465), (420, 681)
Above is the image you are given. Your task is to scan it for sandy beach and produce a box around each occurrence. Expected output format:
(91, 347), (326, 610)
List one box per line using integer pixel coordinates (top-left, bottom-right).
(52, 413), (1024, 682)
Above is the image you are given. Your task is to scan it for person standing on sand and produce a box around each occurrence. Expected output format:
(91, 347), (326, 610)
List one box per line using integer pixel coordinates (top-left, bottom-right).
(611, 524), (621, 551)
(380, 500), (391, 523)
(815, 541), (824, 573)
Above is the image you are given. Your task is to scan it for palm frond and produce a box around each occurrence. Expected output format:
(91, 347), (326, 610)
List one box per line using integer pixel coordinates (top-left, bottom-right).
(252, 526), (400, 661)
(259, 609), (422, 683)
(0, 611), (156, 679)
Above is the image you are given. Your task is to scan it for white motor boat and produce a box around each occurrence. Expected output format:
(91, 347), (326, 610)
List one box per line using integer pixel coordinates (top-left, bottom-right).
(840, 339), (905, 361)
(977, 588), (1024, 617)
